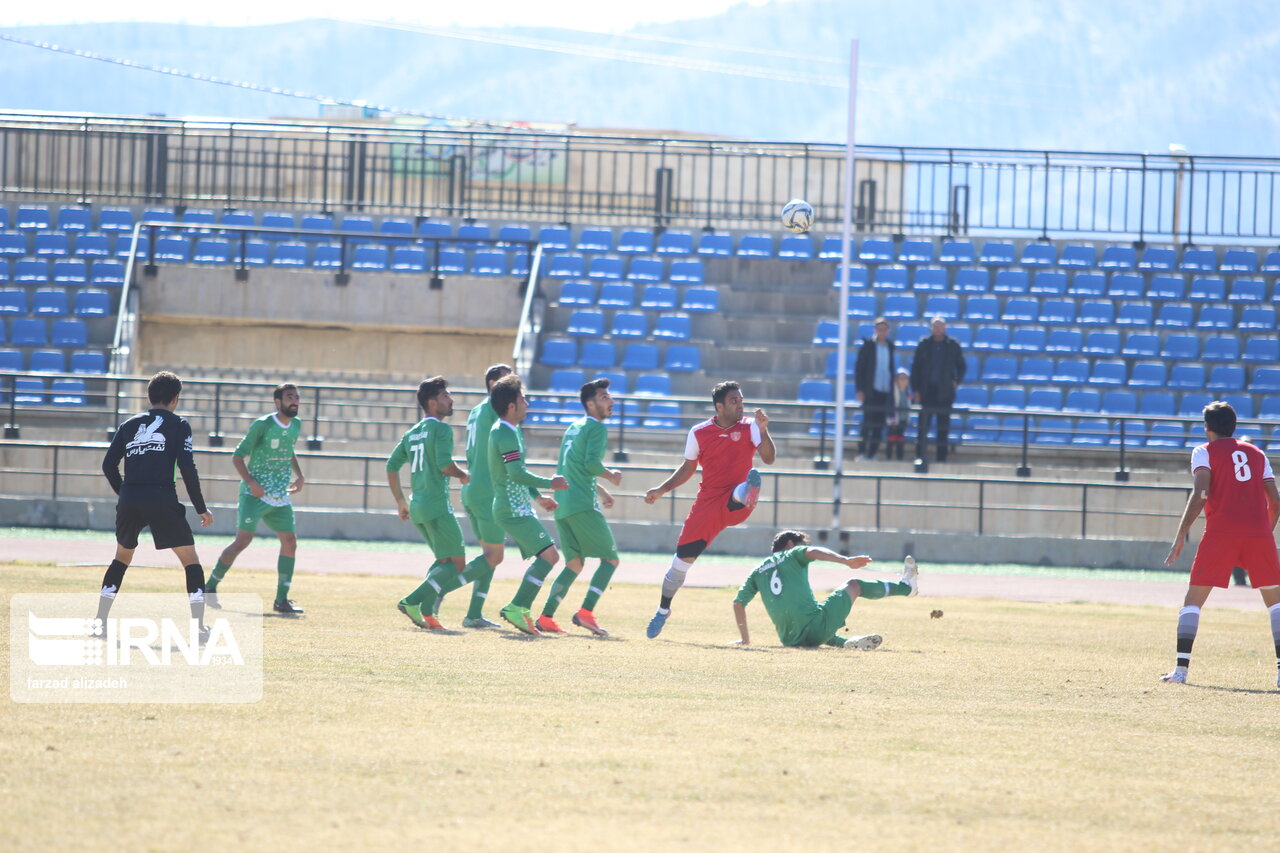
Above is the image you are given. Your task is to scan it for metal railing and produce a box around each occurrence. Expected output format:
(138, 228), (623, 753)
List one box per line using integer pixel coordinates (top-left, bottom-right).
(2, 112), (1279, 243)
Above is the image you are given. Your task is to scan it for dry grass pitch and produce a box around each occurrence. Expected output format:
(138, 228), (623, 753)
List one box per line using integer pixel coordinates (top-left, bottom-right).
(3, 561), (1279, 852)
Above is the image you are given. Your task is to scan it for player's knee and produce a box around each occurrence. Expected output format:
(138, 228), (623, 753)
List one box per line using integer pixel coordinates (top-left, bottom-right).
(541, 545), (560, 565)
(277, 532), (297, 552)
(676, 540), (706, 560)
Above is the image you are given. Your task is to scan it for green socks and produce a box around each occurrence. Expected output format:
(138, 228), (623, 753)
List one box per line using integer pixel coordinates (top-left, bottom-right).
(206, 559), (231, 592)
(402, 560), (447, 607)
(854, 579), (912, 600)
(581, 561), (617, 611)
(511, 556), (555, 609)
(466, 555), (495, 620)
(275, 555), (296, 602)
(541, 567), (580, 617)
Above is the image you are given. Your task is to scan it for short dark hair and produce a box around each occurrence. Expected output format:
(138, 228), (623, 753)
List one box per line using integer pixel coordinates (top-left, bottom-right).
(484, 363), (513, 390)
(147, 371), (182, 405)
(1203, 401), (1237, 437)
(712, 380), (741, 407)
(273, 383), (297, 401)
(418, 376), (448, 411)
(772, 530), (809, 553)
(489, 374), (523, 419)
(580, 377), (610, 409)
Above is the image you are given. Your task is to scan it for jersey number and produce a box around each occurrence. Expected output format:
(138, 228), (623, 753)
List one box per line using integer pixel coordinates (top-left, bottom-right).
(769, 570), (783, 595)
(1231, 450), (1252, 482)
(410, 443), (425, 473)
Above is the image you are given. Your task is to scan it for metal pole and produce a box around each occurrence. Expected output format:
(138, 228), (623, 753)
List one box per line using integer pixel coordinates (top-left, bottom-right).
(831, 38), (859, 532)
(613, 398), (629, 463)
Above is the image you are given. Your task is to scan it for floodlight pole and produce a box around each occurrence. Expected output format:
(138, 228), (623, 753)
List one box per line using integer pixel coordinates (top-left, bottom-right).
(831, 39), (859, 533)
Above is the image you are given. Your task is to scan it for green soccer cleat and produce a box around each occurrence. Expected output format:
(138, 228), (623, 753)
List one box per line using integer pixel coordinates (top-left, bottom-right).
(397, 601), (429, 629)
(500, 604), (540, 636)
(461, 615), (500, 629)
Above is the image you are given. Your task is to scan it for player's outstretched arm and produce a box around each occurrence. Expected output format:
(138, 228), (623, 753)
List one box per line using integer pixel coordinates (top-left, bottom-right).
(753, 409), (776, 465)
(804, 546), (872, 570)
(730, 601), (751, 646)
(1166, 468), (1211, 566)
(644, 459), (697, 504)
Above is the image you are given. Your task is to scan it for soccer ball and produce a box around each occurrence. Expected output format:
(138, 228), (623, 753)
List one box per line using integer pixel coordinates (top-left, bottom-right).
(781, 198), (814, 233)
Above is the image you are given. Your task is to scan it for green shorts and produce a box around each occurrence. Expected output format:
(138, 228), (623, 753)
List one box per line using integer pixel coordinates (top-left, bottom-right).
(410, 503), (466, 559)
(498, 514), (554, 560)
(790, 589), (854, 648)
(462, 498), (506, 545)
(237, 493), (296, 534)
(555, 509), (618, 563)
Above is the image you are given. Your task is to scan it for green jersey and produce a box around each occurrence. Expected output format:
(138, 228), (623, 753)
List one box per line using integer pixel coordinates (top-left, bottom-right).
(386, 417), (456, 519)
(488, 419), (553, 520)
(734, 547), (824, 647)
(461, 400), (498, 511)
(234, 413), (302, 507)
(554, 416), (608, 519)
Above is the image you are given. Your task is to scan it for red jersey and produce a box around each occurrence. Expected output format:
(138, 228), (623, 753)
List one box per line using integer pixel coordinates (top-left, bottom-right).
(1191, 438), (1275, 537)
(683, 417), (762, 498)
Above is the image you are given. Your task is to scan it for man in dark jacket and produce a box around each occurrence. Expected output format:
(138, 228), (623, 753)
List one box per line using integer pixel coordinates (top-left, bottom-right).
(909, 317), (967, 463)
(854, 318), (896, 459)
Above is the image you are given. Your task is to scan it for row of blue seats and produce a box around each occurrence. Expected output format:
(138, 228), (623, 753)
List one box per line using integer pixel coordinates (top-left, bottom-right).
(546, 256), (704, 283)
(557, 282), (719, 313)
(1, 318), (93, 347)
(830, 266), (1278, 299)
(831, 295), (1266, 329)
(563, 311), (692, 341)
(539, 340), (702, 373)
(0, 350), (107, 374)
(546, 370), (676, 397)
(1, 289), (113, 318)
(0, 377), (91, 407)
(0, 258), (127, 286)
(526, 398), (684, 430)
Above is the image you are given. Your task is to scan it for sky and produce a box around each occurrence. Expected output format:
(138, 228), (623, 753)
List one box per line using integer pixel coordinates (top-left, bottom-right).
(0, 0), (772, 33)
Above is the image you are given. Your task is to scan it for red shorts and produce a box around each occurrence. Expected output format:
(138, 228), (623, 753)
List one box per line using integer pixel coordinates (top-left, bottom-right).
(1189, 531), (1280, 588)
(676, 491), (754, 549)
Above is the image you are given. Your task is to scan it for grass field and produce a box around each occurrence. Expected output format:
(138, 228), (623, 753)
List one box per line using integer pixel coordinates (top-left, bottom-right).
(3, 561), (1280, 852)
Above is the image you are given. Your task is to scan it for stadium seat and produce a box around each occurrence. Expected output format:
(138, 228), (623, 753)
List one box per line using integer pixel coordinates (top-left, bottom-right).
(70, 351), (107, 374)
(1019, 358), (1054, 385)
(816, 236), (844, 261)
(1072, 419), (1110, 446)
(29, 350), (66, 373)
(1082, 330), (1120, 356)
(991, 387), (1026, 409)
(588, 257), (625, 281)
(510, 252), (532, 278)
(1128, 363), (1168, 388)
(74, 234), (111, 258)
(1138, 247), (1176, 271)
(1030, 271), (1067, 295)
(494, 224), (531, 248)
(638, 285), (676, 311)
(737, 235), (773, 258)
(192, 239), (231, 265)
(954, 269), (990, 293)
(1088, 361), (1127, 387)
(1202, 336), (1240, 362)
(873, 266), (910, 291)
(1033, 417), (1073, 445)
(51, 378), (86, 407)
(113, 233), (148, 259)
(962, 416), (1000, 443)
(777, 236), (813, 260)
(653, 313), (691, 340)
(964, 296), (999, 323)
(548, 254), (586, 279)
(1187, 276), (1226, 302)
(982, 356), (1017, 382)
(1098, 246), (1136, 270)
(0, 234), (26, 260)
(611, 312), (649, 339)
(1221, 248), (1258, 273)
(824, 351), (856, 379)
(0, 349), (22, 371)
(1160, 334), (1199, 360)
(598, 283), (637, 309)
(35, 234), (70, 257)
(272, 244), (309, 267)
(430, 247), (464, 273)
(656, 231), (694, 256)
(1223, 394), (1254, 419)
(388, 247), (427, 273)
(1009, 328), (1046, 353)
(1229, 279), (1265, 302)
(17, 206), (51, 231)
(1207, 365), (1245, 393)
(1000, 298), (1038, 324)
(627, 258), (664, 283)
(1038, 299), (1075, 324)
(696, 233), (733, 257)
(259, 212), (296, 236)
(32, 289), (68, 317)
(913, 267), (948, 291)
(312, 245), (343, 269)
(669, 260), (704, 284)
(1118, 333), (1158, 359)
(51, 319), (87, 347)
(1138, 391), (1175, 415)
(978, 242), (1014, 267)
(1020, 243), (1056, 268)
(14, 259), (48, 283)
(898, 240), (933, 265)
(578, 341), (616, 370)
(617, 230), (654, 255)
(1063, 390), (1101, 413)
(1147, 275), (1185, 301)
(1145, 423), (1186, 449)
(972, 326), (1010, 352)
(1179, 248), (1218, 272)
(1100, 390), (1138, 414)
(471, 252), (508, 276)
(220, 210), (255, 231)
(923, 295), (961, 320)
(154, 237), (190, 263)
(858, 239), (895, 264)
(73, 290), (111, 317)
(1243, 338), (1280, 363)
(1249, 368), (1280, 394)
(642, 402), (683, 430)
(1077, 301), (1115, 326)
(1168, 364), (1206, 390)
(235, 242), (270, 267)
(1067, 272), (1105, 297)
(798, 380), (834, 403)
(1059, 244), (1096, 268)
(938, 241), (975, 266)
(299, 214), (334, 239)
(992, 270), (1028, 294)
(567, 310), (606, 338)
(14, 378), (46, 405)
(339, 217), (376, 243)
(882, 294), (917, 320)
(622, 343), (659, 371)
(535, 226), (570, 251)
(664, 345), (701, 372)
(633, 374), (672, 397)
(577, 228), (613, 254)
(831, 266), (869, 289)
(682, 288), (719, 313)
(90, 261), (126, 287)
(98, 208), (134, 233)
(845, 294), (877, 319)
(1107, 273), (1143, 299)
(181, 209), (217, 229)
(540, 339), (577, 368)
(0, 289), (26, 315)
(1196, 304), (1233, 329)
(1045, 329), (1082, 354)
(955, 386), (989, 409)
(1116, 303), (1154, 326)
(549, 369), (586, 394)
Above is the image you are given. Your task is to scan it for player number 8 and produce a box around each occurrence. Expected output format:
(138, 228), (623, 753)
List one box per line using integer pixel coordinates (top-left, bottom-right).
(1231, 449), (1252, 482)
(769, 570), (782, 595)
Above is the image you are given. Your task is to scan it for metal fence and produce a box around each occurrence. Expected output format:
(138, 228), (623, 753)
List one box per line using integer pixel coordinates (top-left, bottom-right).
(2, 112), (1279, 243)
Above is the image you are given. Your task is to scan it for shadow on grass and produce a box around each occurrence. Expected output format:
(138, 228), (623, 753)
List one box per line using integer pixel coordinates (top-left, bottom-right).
(1187, 683), (1278, 696)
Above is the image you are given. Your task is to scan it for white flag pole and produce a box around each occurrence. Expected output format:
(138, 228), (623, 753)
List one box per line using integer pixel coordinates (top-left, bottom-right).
(831, 38), (859, 532)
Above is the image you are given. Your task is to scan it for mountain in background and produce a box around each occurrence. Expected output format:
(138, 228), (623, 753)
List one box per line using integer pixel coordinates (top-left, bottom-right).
(0, 0), (1277, 155)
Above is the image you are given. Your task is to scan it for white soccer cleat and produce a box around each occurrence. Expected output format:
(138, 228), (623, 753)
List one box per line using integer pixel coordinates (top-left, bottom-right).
(1160, 669), (1187, 684)
(845, 634), (883, 651)
(900, 556), (918, 596)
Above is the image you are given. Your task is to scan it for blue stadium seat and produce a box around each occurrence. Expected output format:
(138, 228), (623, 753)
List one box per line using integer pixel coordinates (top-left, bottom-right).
(664, 345), (701, 373)
(1243, 338), (1280, 363)
(628, 258), (664, 283)
(873, 266), (910, 291)
(50, 378), (86, 406)
(669, 260), (704, 284)
(1000, 298), (1038, 324)
(191, 239), (231, 265)
(798, 380), (835, 403)
(1033, 417), (1073, 445)
(1009, 328), (1047, 353)
(858, 239), (895, 264)
(696, 233), (733, 257)
(452, 223), (490, 250)
(510, 253), (531, 278)
(259, 212), (296, 236)
(1161, 334), (1199, 360)
(29, 349), (65, 372)
(955, 386), (989, 408)
(140, 208), (176, 231)
(994, 415), (1026, 444)
(1120, 333), (1159, 359)
(1060, 244), (1096, 268)
(540, 339), (577, 367)
(845, 294), (877, 319)
(1196, 304), (1233, 329)
(1020, 243), (1056, 268)
(1139, 391), (1175, 416)
(32, 289), (68, 317)
(882, 294), (917, 320)
(643, 402), (683, 430)
(1072, 419), (1110, 446)
(1088, 361), (1127, 387)
(1019, 358), (1054, 385)
(493, 224), (531, 248)
(1098, 246), (1136, 270)
(548, 254), (587, 279)
(14, 377), (46, 405)
(112, 233), (148, 259)
(656, 231), (694, 256)
(471, 252), (508, 276)
(954, 269), (989, 293)
(778, 236), (813, 260)
(1178, 392), (1213, 417)
(181, 209), (217, 230)
(70, 351), (106, 374)
(312, 245), (343, 269)
(530, 226), (567, 251)
(964, 296), (999, 323)
(1188, 277), (1226, 302)
(1222, 248), (1259, 273)
(737, 235), (773, 258)
(947, 325), (972, 348)
(339, 217), (376, 244)
(1180, 248), (1218, 272)
(923, 295), (960, 320)
(831, 266), (869, 289)
(913, 267), (948, 291)
(898, 240), (933, 265)
(617, 230), (654, 255)
(1045, 329), (1082, 354)
(51, 319), (87, 347)
(74, 234), (111, 258)
(1249, 368), (1280, 393)
(992, 270), (1029, 294)
(577, 228), (614, 253)
(97, 208), (134, 233)
(1030, 271), (1067, 295)
(578, 341), (616, 369)
(14, 259), (48, 283)
(388, 247), (426, 273)
(1169, 364), (1206, 390)
(598, 283), (636, 309)
(817, 236), (843, 261)
(219, 211), (255, 231)
(824, 351), (856, 379)
(0, 348), (19, 371)
(1207, 365), (1245, 393)
(653, 313), (691, 340)
(0, 288), (26, 315)
(633, 374), (672, 397)
(1100, 390), (1138, 414)
(1039, 299), (1075, 324)
(1129, 363), (1168, 388)
(938, 241), (975, 266)
(74, 290), (110, 317)
(0, 234), (26, 259)
(272, 244), (309, 267)
(962, 416), (1000, 443)
(1082, 330), (1120, 356)
(299, 214), (334, 239)
(1107, 273), (1143, 299)
(1145, 423), (1186, 449)
(972, 326), (1010, 352)
(35, 234), (70, 257)
(682, 287), (719, 313)
(622, 343), (659, 371)
(17, 206), (51, 231)
(235, 242), (270, 267)
(991, 387), (1027, 409)
(1202, 336), (1240, 362)
(587, 256), (625, 281)
(638, 285), (676, 311)
(567, 310), (606, 338)
(1063, 389), (1101, 413)
(1223, 394), (1254, 419)
(1067, 272), (1105, 297)
(549, 369), (586, 394)
(1229, 279), (1265, 303)
(1116, 303), (1154, 326)
(978, 242), (1014, 267)
(1147, 275), (1185, 301)
(154, 237), (190, 263)
(90, 261), (126, 287)
(611, 312), (649, 339)
(982, 356), (1017, 382)
(1138, 247), (1176, 271)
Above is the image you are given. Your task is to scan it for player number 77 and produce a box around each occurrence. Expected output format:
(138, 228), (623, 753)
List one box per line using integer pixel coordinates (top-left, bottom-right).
(410, 443), (425, 473)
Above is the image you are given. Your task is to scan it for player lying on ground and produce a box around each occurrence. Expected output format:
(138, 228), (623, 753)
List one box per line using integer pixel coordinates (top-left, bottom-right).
(207, 383), (306, 616)
(1161, 401), (1280, 688)
(731, 530), (918, 650)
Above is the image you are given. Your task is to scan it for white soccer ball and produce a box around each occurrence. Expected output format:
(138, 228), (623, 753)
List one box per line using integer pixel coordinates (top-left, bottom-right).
(781, 198), (814, 233)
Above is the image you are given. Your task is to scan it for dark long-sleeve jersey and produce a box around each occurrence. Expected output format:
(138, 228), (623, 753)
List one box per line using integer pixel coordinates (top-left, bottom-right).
(102, 408), (208, 514)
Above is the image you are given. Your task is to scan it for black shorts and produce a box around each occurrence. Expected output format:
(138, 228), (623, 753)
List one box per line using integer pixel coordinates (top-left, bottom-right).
(115, 487), (195, 550)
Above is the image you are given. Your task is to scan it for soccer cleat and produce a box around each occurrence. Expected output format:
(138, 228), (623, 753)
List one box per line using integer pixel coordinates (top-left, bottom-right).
(500, 604), (539, 636)
(535, 615), (567, 634)
(1160, 669), (1188, 684)
(205, 592), (222, 610)
(845, 634), (883, 651)
(198, 625), (212, 645)
(422, 614), (446, 632)
(901, 556), (919, 596)
(572, 608), (609, 637)
(273, 599), (304, 616)
(744, 468), (762, 510)
(461, 615), (500, 629)
(646, 609), (669, 639)
(398, 601), (429, 629)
